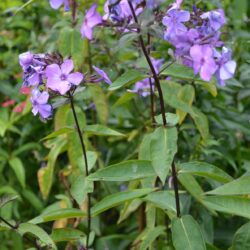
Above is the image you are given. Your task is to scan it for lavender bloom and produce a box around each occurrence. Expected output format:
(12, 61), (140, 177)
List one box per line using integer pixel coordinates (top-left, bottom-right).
(201, 9), (225, 31)
(214, 47), (236, 86)
(46, 59), (84, 95)
(80, 4), (102, 40)
(19, 51), (33, 70)
(190, 45), (217, 81)
(31, 89), (52, 119)
(163, 9), (190, 37)
(147, 0), (163, 9)
(49, 0), (70, 11)
(93, 66), (112, 85)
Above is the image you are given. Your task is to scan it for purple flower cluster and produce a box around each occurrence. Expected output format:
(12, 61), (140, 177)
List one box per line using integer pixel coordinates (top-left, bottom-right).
(162, 1), (236, 84)
(19, 52), (111, 120)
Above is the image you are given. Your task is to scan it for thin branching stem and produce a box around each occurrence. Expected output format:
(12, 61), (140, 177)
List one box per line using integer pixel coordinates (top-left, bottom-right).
(127, 0), (181, 218)
(68, 92), (91, 248)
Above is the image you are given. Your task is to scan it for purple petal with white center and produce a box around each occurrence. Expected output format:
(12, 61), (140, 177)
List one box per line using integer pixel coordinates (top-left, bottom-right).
(68, 72), (84, 85)
(61, 59), (74, 75)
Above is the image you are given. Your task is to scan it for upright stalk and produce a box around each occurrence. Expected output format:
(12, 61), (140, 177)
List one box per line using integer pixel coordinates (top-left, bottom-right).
(68, 92), (91, 248)
(127, 0), (181, 217)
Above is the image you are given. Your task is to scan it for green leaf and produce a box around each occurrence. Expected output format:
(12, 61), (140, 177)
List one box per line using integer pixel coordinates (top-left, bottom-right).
(84, 124), (125, 137)
(41, 127), (74, 141)
(154, 113), (179, 126)
(29, 208), (86, 224)
(176, 85), (195, 124)
(71, 175), (93, 206)
(89, 84), (109, 125)
(88, 160), (156, 181)
(206, 176), (250, 195)
(179, 162), (233, 183)
(150, 127), (178, 183)
(172, 215), (206, 250)
(0, 195), (18, 209)
(231, 221), (250, 250)
(203, 196), (250, 219)
(14, 0), (36, 14)
(139, 226), (165, 250)
(143, 191), (177, 213)
(58, 27), (85, 69)
(113, 92), (137, 107)
(12, 142), (41, 157)
(161, 81), (196, 116)
(22, 190), (43, 212)
(18, 223), (56, 249)
(191, 107), (209, 141)
(109, 70), (146, 91)
(9, 157), (25, 188)
(51, 228), (85, 242)
(91, 189), (153, 216)
(38, 137), (68, 199)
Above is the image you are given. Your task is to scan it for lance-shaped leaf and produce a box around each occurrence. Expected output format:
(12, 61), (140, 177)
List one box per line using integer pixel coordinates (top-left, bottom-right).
(88, 160), (156, 182)
(0, 194), (18, 209)
(91, 189), (153, 216)
(9, 157), (26, 188)
(172, 215), (206, 250)
(51, 228), (85, 242)
(179, 162), (233, 183)
(84, 124), (125, 137)
(109, 70), (147, 91)
(41, 127), (74, 141)
(206, 176), (250, 196)
(150, 127), (178, 183)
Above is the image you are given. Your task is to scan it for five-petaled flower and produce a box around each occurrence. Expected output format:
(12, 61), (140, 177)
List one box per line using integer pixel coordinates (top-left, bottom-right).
(30, 89), (53, 119)
(46, 59), (84, 95)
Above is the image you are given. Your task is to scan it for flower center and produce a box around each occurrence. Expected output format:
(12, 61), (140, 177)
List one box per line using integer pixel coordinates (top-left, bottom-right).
(60, 74), (67, 81)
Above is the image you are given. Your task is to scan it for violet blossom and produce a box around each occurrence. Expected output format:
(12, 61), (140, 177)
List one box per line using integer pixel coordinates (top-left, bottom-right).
(190, 45), (217, 81)
(49, 0), (70, 11)
(31, 89), (53, 119)
(46, 59), (84, 95)
(81, 4), (102, 40)
(93, 66), (112, 85)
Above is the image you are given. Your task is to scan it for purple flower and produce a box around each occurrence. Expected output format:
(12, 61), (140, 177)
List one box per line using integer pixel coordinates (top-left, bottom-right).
(19, 51), (33, 70)
(201, 9), (225, 31)
(46, 59), (84, 95)
(214, 47), (236, 86)
(190, 45), (217, 81)
(147, 0), (163, 9)
(31, 89), (52, 119)
(49, 0), (70, 11)
(80, 4), (102, 40)
(169, 0), (183, 11)
(163, 9), (190, 37)
(93, 66), (112, 85)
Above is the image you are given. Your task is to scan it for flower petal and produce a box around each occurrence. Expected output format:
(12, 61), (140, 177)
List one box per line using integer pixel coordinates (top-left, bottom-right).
(220, 61), (236, 80)
(61, 59), (74, 75)
(49, 0), (64, 9)
(46, 64), (61, 79)
(38, 104), (53, 119)
(68, 72), (84, 85)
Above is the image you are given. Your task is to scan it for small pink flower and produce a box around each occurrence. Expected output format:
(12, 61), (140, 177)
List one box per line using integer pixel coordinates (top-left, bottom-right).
(13, 101), (27, 113)
(1, 99), (16, 108)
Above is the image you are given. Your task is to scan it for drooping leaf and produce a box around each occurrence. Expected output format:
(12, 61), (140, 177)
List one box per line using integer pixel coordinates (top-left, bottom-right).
(231, 221), (250, 250)
(143, 191), (177, 213)
(150, 127), (178, 183)
(206, 176), (250, 196)
(172, 215), (206, 250)
(176, 85), (195, 124)
(9, 157), (26, 188)
(29, 208), (86, 224)
(84, 124), (125, 137)
(109, 70), (146, 91)
(203, 196), (250, 219)
(18, 223), (56, 249)
(88, 160), (156, 182)
(179, 162), (233, 183)
(91, 189), (153, 216)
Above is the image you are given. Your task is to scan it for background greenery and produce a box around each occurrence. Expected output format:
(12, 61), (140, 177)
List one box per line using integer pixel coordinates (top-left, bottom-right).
(0, 0), (250, 249)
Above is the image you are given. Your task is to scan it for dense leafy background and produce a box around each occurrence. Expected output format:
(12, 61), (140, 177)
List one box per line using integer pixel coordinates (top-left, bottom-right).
(0, 0), (250, 249)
